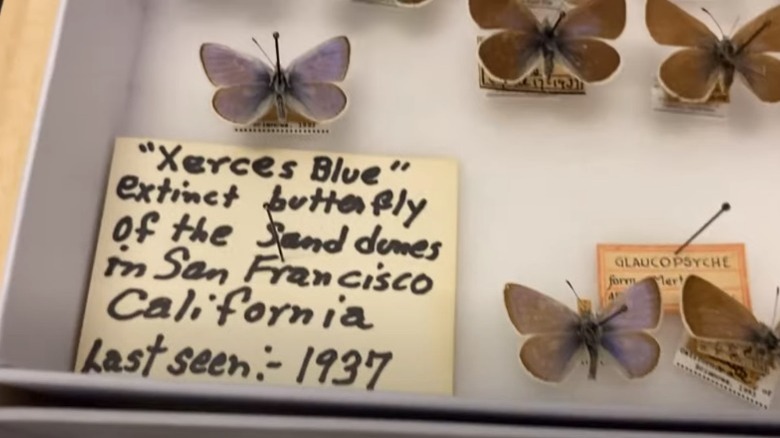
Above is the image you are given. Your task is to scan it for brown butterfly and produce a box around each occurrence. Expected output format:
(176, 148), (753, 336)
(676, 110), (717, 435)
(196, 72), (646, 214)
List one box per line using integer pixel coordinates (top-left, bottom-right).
(646, 0), (780, 103)
(469, 0), (626, 83)
(681, 275), (780, 373)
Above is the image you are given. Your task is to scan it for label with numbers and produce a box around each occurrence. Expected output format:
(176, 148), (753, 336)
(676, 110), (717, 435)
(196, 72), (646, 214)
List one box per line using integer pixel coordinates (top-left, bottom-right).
(675, 335), (778, 409)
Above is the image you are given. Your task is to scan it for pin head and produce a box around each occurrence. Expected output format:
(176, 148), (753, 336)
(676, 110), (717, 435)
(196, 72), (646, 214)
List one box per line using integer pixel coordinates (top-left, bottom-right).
(273, 32), (280, 39)
(722, 202), (731, 212)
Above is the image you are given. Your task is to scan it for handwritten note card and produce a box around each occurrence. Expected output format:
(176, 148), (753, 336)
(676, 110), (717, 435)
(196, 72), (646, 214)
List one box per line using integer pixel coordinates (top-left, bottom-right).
(75, 137), (458, 395)
(597, 244), (749, 312)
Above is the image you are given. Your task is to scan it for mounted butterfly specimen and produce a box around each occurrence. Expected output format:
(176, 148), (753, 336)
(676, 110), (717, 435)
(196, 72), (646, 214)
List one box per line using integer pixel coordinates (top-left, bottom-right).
(504, 277), (662, 383)
(681, 275), (780, 373)
(469, 0), (627, 84)
(646, 0), (780, 103)
(200, 33), (350, 125)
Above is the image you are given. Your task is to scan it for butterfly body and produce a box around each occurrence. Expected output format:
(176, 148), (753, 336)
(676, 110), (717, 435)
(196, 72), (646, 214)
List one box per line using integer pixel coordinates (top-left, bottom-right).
(576, 309), (604, 379)
(504, 277), (661, 383)
(708, 31), (769, 94)
(270, 64), (289, 121)
(533, 15), (568, 79)
(750, 323), (779, 352)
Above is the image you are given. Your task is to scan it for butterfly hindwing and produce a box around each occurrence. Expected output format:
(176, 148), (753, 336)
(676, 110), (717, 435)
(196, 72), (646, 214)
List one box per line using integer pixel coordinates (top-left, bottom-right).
(478, 31), (542, 83)
(520, 334), (583, 383)
(213, 85), (274, 125)
(287, 83), (349, 123)
(658, 48), (720, 102)
(600, 332), (661, 378)
(557, 39), (621, 83)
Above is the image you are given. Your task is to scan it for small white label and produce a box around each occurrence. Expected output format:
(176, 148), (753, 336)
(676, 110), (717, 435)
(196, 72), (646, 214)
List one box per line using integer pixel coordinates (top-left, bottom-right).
(674, 335), (778, 409)
(478, 67), (586, 97)
(651, 78), (729, 119)
(235, 120), (330, 135)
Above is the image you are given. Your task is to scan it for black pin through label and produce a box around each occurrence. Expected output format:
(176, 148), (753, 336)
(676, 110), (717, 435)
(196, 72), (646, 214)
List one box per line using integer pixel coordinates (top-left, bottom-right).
(264, 203), (285, 263)
(675, 202), (731, 255)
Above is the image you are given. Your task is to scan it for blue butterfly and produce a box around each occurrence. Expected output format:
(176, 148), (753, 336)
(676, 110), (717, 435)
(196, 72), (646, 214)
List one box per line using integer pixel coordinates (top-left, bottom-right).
(504, 277), (662, 382)
(200, 33), (350, 125)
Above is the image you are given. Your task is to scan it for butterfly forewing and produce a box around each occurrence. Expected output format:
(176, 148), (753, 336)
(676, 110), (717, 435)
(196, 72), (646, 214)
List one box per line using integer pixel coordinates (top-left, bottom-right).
(682, 275), (767, 343)
(288, 36), (350, 84)
(600, 277), (662, 332)
(559, 0), (626, 40)
(731, 5), (780, 54)
(600, 332), (660, 378)
(469, 0), (539, 31)
(645, 0), (717, 48)
(520, 334), (583, 382)
(504, 283), (581, 335)
(200, 44), (273, 87)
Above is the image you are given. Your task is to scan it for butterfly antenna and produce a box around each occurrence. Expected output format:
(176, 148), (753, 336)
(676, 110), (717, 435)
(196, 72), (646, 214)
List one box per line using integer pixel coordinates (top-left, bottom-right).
(565, 280), (581, 301)
(701, 8), (725, 38)
(252, 37), (274, 66)
(772, 287), (780, 327)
